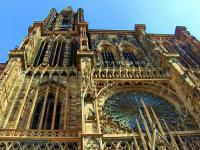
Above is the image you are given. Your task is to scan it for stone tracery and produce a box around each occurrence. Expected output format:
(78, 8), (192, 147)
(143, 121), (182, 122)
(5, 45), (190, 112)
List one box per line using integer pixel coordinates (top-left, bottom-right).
(101, 91), (198, 132)
(0, 5), (200, 150)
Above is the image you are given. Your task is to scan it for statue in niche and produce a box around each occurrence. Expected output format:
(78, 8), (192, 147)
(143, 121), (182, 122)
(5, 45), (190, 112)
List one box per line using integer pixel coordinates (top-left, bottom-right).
(84, 94), (96, 121)
(87, 108), (96, 120)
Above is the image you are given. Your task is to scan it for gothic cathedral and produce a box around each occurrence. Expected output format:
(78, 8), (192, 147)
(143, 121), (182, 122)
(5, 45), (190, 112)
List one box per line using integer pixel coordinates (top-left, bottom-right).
(0, 6), (200, 150)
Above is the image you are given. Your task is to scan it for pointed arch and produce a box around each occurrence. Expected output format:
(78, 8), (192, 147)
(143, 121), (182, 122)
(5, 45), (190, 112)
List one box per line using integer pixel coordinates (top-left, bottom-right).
(49, 35), (67, 66)
(118, 40), (138, 52)
(97, 40), (119, 67)
(29, 81), (67, 130)
(33, 37), (50, 66)
(119, 41), (139, 67)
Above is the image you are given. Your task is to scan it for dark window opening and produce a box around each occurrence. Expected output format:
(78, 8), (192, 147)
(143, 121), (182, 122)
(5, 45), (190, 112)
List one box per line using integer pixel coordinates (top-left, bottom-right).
(102, 51), (116, 67)
(34, 41), (49, 66)
(31, 99), (44, 129)
(59, 42), (66, 66)
(42, 94), (54, 129)
(31, 93), (63, 130)
(60, 18), (69, 30)
(45, 101), (54, 129)
(38, 42), (49, 65)
(49, 42), (57, 66)
(123, 51), (138, 67)
(53, 42), (61, 66)
(54, 101), (61, 129)
(49, 41), (63, 66)
(69, 41), (78, 66)
(62, 19), (68, 25)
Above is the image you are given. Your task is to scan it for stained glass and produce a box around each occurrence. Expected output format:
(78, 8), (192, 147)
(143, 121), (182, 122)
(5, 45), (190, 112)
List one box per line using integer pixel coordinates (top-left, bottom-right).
(103, 92), (181, 130)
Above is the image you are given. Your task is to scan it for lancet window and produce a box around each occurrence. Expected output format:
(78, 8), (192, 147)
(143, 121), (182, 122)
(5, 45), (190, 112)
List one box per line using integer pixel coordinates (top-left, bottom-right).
(31, 93), (62, 130)
(123, 51), (138, 67)
(33, 41), (49, 66)
(49, 40), (66, 66)
(102, 50), (116, 67)
(69, 41), (78, 66)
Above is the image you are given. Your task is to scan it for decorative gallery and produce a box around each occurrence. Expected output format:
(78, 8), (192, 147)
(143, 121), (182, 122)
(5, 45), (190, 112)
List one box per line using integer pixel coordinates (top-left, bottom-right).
(0, 5), (200, 150)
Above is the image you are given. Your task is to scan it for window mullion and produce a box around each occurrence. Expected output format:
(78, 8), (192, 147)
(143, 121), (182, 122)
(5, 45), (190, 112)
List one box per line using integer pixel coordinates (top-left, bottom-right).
(51, 86), (59, 130)
(43, 100), (51, 129)
(56, 41), (63, 66)
(36, 41), (46, 66)
(39, 82), (50, 129)
(26, 77), (41, 129)
(51, 41), (59, 66)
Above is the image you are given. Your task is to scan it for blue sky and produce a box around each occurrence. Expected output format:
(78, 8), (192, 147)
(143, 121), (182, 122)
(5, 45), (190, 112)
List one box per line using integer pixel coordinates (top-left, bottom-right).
(0, 0), (200, 62)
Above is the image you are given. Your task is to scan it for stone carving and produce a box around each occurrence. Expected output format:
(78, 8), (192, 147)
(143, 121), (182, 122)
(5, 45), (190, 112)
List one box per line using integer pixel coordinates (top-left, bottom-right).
(0, 5), (200, 150)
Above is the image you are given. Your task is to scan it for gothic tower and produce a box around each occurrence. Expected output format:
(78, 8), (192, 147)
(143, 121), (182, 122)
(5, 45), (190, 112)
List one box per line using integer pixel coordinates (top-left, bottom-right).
(0, 6), (200, 149)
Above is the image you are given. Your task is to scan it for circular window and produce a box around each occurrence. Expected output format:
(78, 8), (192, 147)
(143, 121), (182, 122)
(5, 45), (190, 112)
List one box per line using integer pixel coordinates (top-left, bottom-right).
(103, 92), (182, 130)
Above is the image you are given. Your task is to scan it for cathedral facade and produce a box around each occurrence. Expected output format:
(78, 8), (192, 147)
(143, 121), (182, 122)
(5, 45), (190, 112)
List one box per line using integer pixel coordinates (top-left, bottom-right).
(0, 6), (200, 149)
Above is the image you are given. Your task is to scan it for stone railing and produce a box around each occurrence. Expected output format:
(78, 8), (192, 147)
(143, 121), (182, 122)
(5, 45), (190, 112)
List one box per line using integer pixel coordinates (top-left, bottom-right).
(0, 141), (79, 150)
(0, 129), (81, 150)
(83, 130), (200, 150)
(93, 67), (170, 80)
(102, 130), (200, 150)
(0, 129), (80, 140)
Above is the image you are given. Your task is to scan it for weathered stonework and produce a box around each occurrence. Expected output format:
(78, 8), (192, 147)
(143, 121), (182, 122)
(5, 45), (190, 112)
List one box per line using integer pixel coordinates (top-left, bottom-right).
(0, 5), (200, 150)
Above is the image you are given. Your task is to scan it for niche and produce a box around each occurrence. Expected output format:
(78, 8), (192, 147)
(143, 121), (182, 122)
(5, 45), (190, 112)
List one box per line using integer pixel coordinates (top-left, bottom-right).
(84, 94), (96, 121)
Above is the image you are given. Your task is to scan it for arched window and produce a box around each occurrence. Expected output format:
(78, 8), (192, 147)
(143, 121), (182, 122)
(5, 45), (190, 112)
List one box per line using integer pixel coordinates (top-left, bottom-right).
(34, 41), (49, 66)
(60, 17), (68, 30)
(102, 50), (116, 67)
(31, 93), (62, 130)
(123, 51), (138, 67)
